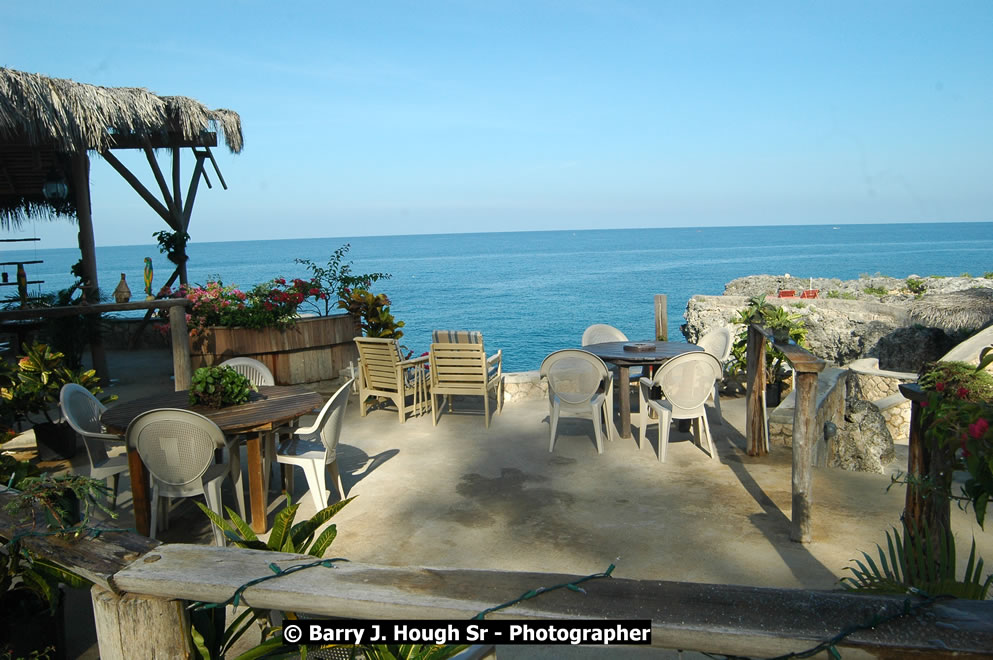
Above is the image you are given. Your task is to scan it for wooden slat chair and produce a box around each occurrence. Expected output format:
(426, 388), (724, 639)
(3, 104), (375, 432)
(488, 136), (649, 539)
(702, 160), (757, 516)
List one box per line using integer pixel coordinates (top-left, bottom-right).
(429, 333), (503, 427)
(354, 337), (430, 424)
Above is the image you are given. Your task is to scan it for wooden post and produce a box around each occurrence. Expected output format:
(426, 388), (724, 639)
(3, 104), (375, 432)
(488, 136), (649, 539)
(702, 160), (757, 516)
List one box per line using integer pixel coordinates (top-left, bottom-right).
(91, 585), (192, 659)
(169, 305), (192, 390)
(899, 384), (951, 545)
(71, 152), (110, 383)
(654, 294), (668, 341)
(745, 325), (767, 456)
(790, 370), (818, 543)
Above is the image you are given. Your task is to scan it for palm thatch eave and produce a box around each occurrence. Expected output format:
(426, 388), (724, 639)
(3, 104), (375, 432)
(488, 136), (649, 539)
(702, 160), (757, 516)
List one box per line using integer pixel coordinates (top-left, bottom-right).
(0, 67), (243, 155)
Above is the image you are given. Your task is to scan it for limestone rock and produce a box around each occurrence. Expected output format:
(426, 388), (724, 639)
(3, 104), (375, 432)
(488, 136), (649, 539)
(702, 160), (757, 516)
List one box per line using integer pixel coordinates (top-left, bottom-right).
(828, 399), (896, 474)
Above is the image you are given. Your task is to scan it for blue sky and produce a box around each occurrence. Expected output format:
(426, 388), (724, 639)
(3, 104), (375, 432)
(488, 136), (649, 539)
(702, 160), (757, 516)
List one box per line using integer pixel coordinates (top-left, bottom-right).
(2, 1), (991, 248)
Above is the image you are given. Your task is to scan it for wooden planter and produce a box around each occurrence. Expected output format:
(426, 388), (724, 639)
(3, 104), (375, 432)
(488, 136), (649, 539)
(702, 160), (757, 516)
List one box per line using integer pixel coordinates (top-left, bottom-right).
(190, 314), (360, 386)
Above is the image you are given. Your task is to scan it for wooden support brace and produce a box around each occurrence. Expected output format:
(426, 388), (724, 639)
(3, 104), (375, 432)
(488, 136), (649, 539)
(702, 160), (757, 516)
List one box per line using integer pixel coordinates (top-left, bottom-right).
(745, 324), (767, 456)
(654, 294), (667, 341)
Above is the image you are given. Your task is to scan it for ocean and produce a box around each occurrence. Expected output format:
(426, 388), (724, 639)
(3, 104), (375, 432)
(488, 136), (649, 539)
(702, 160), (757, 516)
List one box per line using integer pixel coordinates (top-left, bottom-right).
(3, 222), (991, 372)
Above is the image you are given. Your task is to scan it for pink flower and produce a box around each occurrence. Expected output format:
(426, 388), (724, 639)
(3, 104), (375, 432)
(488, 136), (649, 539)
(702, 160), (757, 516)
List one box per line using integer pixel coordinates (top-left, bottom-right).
(935, 382), (945, 392)
(958, 387), (970, 399)
(968, 418), (989, 439)
(920, 401), (928, 408)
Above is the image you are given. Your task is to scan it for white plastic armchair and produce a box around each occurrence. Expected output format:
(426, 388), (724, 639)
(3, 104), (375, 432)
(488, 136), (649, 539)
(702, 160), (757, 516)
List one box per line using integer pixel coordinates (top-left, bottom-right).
(696, 327), (733, 425)
(540, 349), (614, 454)
(59, 384), (128, 507)
(275, 379), (353, 511)
(582, 323), (640, 388)
(220, 357), (281, 501)
(126, 409), (230, 545)
(638, 352), (723, 462)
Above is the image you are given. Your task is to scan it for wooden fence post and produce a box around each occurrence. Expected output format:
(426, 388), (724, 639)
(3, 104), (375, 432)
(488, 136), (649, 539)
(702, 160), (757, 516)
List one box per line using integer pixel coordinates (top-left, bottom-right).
(654, 294), (667, 341)
(745, 325), (767, 456)
(791, 370), (819, 543)
(899, 384), (951, 542)
(91, 585), (192, 659)
(169, 304), (192, 390)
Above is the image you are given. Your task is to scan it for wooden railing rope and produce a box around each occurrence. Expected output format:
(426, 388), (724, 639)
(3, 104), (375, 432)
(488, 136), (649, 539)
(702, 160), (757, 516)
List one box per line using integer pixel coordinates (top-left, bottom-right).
(745, 324), (826, 543)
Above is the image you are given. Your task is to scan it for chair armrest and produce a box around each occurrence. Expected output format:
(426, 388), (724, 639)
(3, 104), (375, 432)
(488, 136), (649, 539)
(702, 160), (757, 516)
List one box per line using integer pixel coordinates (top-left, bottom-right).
(399, 355), (429, 368)
(86, 431), (125, 443)
(639, 377), (655, 402)
(487, 350), (502, 377)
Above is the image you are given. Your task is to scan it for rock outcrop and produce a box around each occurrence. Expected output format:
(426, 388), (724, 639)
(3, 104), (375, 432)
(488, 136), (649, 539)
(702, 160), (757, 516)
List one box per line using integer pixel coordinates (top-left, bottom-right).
(682, 274), (993, 373)
(825, 373), (896, 474)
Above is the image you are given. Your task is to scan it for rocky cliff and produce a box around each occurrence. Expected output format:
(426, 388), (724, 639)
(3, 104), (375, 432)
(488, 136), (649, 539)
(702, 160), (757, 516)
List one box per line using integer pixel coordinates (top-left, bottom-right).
(682, 274), (993, 372)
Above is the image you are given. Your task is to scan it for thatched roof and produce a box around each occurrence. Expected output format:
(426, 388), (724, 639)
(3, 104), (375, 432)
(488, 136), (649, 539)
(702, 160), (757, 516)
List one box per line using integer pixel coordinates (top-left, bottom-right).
(909, 288), (993, 332)
(0, 67), (242, 225)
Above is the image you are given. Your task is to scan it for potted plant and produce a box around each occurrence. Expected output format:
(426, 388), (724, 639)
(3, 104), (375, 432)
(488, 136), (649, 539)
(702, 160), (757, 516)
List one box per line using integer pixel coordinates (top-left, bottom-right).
(0, 342), (115, 460)
(189, 366), (257, 408)
(727, 296), (809, 407)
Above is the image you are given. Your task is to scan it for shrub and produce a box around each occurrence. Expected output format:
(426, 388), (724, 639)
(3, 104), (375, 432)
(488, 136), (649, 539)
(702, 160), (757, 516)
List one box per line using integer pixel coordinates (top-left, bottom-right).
(864, 285), (888, 296)
(189, 366), (257, 408)
(906, 277), (926, 295)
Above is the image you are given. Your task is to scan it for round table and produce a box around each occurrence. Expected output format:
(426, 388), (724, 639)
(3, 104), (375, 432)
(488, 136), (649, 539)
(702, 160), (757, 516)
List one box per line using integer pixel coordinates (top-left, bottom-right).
(103, 385), (323, 535)
(582, 341), (703, 439)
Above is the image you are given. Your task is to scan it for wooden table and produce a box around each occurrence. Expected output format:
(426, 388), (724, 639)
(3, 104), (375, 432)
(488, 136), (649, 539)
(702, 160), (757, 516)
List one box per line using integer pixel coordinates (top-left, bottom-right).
(582, 341), (703, 439)
(102, 385), (323, 535)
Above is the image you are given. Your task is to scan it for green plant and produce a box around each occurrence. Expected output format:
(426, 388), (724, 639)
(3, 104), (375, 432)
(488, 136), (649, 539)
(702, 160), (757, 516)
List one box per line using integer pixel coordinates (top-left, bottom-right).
(841, 524), (992, 599)
(790, 302), (806, 308)
(863, 285), (887, 296)
(726, 296), (808, 388)
(930, 274), (947, 279)
(153, 229), (191, 265)
(295, 244), (391, 317)
(825, 290), (856, 300)
(4, 473), (116, 532)
(906, 277), (926, 295)
(189, 366), (257, 408)
(338, 289), (405, 340)
(983, 272), (993, 280)
(0, 343), (114, 427)
(961, 272), (972, 278)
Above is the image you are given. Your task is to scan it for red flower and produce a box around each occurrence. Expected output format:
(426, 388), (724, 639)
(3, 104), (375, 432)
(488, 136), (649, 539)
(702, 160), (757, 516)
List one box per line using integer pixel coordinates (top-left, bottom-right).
(969, 418), (989, 439)
(935, 382), (945, 392)
(958, 387), (969, 399)
(309, 288), (321, 296)
(920, 401), (928, 408)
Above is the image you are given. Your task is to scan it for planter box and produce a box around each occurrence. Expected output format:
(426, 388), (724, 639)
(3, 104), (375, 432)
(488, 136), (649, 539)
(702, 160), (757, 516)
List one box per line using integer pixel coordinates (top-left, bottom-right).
(190, 314), (360, 386)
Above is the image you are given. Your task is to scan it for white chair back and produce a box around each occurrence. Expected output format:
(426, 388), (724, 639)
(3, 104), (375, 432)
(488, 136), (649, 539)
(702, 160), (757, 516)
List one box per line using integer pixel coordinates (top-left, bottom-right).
(541, 350), (609, 406)
(60, 383), (113, 463)
(220, 357), (275, 386)
(128, 409), (225, 495)
(697, 327), (733, 362)
(652, 352), (723, 412)
(581, 324), (628, 346)
(310, 379), (353, 456)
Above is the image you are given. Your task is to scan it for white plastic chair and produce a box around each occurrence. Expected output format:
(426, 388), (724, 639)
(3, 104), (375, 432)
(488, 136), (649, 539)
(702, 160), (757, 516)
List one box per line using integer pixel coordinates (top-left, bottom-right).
(696, 327), (733, 425)
(219, 357), (278, 504)
(582, 323), (639, 388)
(275, 379), (353, 511)
(540, 350), (614, 454)
(638, 352), (723, 462)
(59, 384), (128, 508)
(126, 409), (230, 545)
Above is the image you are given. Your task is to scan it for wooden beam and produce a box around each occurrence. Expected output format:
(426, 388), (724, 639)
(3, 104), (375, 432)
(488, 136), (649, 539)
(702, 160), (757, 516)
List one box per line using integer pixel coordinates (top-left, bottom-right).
(71, 151), (109, 382)
(169, 304), (193, 390)
(105, 132), (218, 150)
(745, 324), (767, 456)
(142, 140), (179, 218)
(181, 153), (206, 230)
(654, 294), (667, 341)
(790, 370), (819, 543)
(0, 298), (187, 321)
(204, 146), (228, 190)
(171, 147), (181, 218)
(100, 151), (179, 230)
(112, 544), (993, 657)
(91, 585), (192, 660)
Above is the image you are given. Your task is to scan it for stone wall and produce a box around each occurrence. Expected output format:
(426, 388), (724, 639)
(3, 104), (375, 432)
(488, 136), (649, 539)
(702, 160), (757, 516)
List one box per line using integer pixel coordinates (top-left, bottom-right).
(768, 367), (847, 465)
(503, 370), (547, 402)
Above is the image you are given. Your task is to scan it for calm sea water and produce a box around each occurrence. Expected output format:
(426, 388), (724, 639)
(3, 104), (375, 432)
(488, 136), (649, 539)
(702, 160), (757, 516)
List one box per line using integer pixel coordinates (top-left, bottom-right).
(3, 223), (991, 372)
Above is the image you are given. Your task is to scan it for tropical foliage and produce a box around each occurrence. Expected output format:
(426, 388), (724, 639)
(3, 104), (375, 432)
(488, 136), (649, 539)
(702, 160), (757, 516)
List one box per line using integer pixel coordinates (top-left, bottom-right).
(726, 295), (809, 387)
(295, 243), (391, 317)
(189, 366), (257, 408)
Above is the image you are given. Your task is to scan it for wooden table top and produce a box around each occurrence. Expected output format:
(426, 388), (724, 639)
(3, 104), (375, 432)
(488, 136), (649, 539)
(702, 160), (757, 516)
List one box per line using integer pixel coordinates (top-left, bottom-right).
(102, 385), (324, 435)
(582, 340), (703, 366)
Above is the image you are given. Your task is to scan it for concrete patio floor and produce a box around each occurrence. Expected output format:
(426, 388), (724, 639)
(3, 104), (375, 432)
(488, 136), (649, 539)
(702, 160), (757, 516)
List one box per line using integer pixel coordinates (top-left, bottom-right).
(72, 348), (991, 591)
(24, 348), (992, 657)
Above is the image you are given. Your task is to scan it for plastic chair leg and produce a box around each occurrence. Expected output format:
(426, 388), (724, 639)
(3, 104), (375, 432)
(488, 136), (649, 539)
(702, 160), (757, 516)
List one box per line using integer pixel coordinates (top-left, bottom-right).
(299, 460), (328, 512)
(548, 400), (560, 453)
(592, 403), (605, 454)
(203, 480), (226, 547)
(328, 459), (345, 501)
(658, 409), (673, 463)
(484, 392), (490, 429)
(149, 485), (160, 540)
(701, 413), (716, 460)
(712, 384), (723, 425)
(226, 441), (246, 520)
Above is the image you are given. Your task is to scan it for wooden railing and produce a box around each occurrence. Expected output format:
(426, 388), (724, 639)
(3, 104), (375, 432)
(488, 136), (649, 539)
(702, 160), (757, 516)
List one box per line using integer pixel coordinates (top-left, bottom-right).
(745, 324), (826, 543)
(0, 298), (192, 390)
(2, 487), (991, 658)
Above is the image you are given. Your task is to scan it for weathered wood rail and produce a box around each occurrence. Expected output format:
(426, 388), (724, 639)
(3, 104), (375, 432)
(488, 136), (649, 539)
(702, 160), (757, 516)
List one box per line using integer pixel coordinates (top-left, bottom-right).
(2, 490), (992, 659)
(745, 324), (826, 543)
(0, 298), (193, 390)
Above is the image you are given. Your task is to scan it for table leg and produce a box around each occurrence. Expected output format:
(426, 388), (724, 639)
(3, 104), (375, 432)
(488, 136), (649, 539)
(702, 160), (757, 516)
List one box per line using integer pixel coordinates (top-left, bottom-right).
(618, 365), (631, 439)
(247, 433), (267, 534)
(127, 448), (151, 537)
